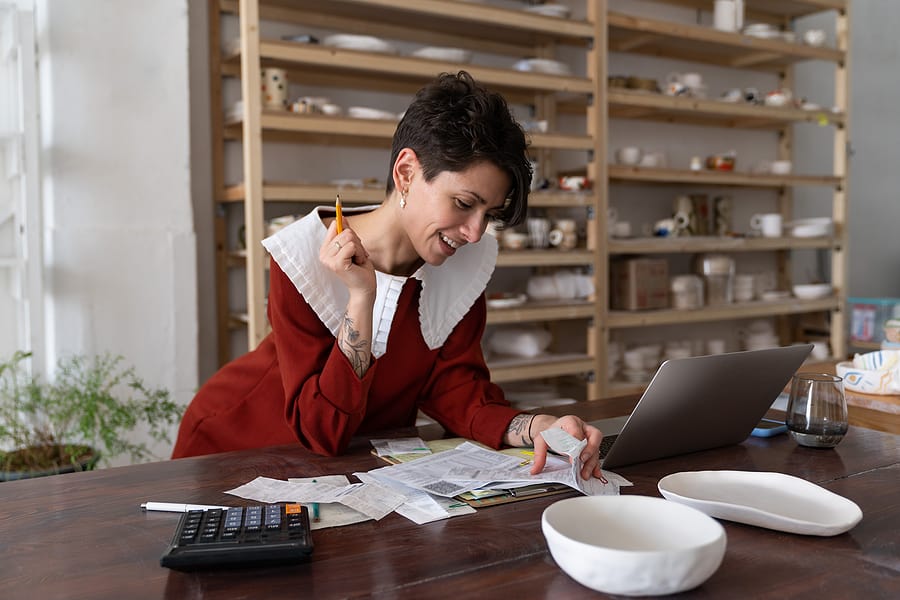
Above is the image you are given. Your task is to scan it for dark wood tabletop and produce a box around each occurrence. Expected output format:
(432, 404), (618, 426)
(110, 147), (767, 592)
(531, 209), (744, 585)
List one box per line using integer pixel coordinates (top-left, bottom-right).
(1, 395), (898, 600)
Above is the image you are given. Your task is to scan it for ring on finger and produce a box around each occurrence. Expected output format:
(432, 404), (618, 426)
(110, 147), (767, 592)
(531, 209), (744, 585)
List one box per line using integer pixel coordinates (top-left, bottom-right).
(334, 240), (342, 250)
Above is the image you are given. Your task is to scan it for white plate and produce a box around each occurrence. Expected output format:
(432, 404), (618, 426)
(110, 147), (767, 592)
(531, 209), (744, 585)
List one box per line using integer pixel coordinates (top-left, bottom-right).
(512, 58), (572, 76)
(322, 34), (397, 54)
(410, 46), (472, 63)
(486, 293), (528, 309)
(523, 4), (571, 19)
(347, 106), (398, 120)
(658, 470), (862, 536)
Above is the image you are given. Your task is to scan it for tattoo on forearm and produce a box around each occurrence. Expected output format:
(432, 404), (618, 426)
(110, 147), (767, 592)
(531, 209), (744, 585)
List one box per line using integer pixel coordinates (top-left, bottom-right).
(507, 413), (535, 446)
(339, 312), (370, 378)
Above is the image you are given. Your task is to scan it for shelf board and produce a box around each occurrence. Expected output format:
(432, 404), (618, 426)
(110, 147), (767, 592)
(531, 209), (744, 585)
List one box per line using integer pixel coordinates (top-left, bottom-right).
(607, 89), (845, 129)
(608, 11), (845, 71)
(496, 249), (595, 268)
(486, 300), (595, 325)
(608, 165), (841, 187)
(222, 182), (384, 204)
(609, 297), (839, 328)
(644, 0), (846, 20)
(223, 40), (595, 97)
(222, 183), (600, 207)
(528, 190), (596, 208)
(225, 112), (594, 151)
(609, 236), (836, 254)
(488, 353), (596, 383)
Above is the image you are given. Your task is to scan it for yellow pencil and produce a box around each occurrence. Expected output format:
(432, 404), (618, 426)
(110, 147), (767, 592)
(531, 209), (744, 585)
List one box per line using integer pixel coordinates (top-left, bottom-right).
(335, 194), (344, 234)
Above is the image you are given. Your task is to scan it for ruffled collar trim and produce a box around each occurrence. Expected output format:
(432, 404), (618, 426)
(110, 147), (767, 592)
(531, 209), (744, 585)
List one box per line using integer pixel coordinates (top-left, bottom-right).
(261, 206), (497, 357)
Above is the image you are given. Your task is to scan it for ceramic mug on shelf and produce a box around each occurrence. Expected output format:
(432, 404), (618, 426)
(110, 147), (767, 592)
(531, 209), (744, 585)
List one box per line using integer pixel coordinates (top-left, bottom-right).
(615, 146), (643, 165)
(261, 68), (289, 110)
(713, 0), (744, 32)
(750, 213), (783, 238)
(526, 217), (551, 249)
(549, 219), (578, 250)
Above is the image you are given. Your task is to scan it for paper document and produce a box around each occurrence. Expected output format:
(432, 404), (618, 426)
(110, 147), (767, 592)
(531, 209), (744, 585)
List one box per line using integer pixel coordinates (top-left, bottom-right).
(443, 429), (631, 496)
(356, 471), (475, 525)
(370, 437), (432, 457)
(369, 441), (523, 497)
(225, 476), (405, 521)
(287, 475), (370, 529)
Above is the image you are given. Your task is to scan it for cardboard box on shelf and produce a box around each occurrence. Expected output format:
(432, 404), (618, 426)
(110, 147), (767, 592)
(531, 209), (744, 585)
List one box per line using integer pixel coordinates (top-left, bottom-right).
(611, 258), (669, 310)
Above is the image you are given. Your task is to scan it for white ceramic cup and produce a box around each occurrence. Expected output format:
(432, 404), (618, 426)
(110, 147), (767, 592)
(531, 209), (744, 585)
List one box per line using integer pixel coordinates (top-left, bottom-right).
(803, 29), (826, 46)
(612, 221), (632, 238)
(750, 213), (783, 238)
(261, 68), (289, 109)
(501, 231), (528, 250)
(615, 146), (643, 165)
(549, 219), (578, 250)
(713, 0), (743, 32)
(527, 217), (551, 249)
(770, 160), (792, 175)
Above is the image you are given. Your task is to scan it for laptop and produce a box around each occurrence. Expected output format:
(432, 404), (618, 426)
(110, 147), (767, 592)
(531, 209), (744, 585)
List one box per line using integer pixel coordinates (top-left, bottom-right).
(595, 344), (813, 469)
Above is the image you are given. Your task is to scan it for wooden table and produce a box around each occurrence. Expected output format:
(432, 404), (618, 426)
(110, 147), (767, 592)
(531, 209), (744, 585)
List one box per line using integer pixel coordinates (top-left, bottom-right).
(1, 396), (898, 599)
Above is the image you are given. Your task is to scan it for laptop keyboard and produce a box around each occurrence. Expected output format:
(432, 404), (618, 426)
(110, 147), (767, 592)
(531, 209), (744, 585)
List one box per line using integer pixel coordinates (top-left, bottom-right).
(599, 434), (618, 458)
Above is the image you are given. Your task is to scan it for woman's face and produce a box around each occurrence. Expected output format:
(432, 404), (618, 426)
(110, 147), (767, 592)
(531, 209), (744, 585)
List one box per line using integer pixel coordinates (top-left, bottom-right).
(405, 161), (510, 266)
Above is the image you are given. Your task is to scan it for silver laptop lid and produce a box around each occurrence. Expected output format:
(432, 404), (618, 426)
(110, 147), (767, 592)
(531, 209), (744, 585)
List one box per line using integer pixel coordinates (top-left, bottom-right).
(600, 345), (813, 469)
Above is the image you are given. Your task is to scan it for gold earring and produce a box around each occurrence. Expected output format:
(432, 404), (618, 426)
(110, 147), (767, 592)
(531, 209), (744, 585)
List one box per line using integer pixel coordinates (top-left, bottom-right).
(400, 188), (408, 209)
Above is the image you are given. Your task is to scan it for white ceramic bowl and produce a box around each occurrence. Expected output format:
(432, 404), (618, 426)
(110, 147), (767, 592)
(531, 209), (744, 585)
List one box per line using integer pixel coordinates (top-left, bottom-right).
(788, 217), (832, 238)
(542, 495), (726, 596)
(793, 283), (832, 300)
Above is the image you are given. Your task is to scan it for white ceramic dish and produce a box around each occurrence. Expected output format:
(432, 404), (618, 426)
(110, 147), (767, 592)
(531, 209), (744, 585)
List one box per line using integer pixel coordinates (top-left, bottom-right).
(512, 58), (572, 76)
(761, 290), (791, 301)
(347, 106), (398, 120)
(836, 350), (900, 394)
(486, 293), (527, 309)
(322, 34), (397, 54)
(788, 217), (832, 238)
(542, 495), (726, 596)
(793, 283), (832, 300)
(658, 470), (863, 536)
(523, 4), (571, 18)
(410, 46), (473, 63)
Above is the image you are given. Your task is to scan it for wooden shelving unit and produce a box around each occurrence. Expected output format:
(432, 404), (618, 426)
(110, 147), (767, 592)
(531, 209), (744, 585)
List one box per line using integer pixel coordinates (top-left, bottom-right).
(599, 0), (849, 394)
(210, 0), (606, 397)
(209, 0), (849, 401)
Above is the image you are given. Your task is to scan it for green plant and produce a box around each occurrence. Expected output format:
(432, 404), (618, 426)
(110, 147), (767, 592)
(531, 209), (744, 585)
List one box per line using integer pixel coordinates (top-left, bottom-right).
(0, 350), (184, 475)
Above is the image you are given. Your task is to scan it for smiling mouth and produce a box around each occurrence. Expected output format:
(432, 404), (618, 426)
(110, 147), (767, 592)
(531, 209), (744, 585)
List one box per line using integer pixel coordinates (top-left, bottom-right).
(440, 233), (461, 249)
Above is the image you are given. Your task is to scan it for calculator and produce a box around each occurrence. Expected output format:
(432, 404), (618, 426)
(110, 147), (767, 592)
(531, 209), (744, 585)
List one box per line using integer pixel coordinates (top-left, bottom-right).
(159, 503), (313, 570)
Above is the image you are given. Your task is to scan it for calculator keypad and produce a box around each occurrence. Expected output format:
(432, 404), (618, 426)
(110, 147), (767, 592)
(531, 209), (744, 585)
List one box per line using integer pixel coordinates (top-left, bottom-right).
(160, 503), (313, 570)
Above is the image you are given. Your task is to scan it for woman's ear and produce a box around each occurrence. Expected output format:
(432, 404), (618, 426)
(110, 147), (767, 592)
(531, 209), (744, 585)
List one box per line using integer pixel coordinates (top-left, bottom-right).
(392, 147), (419, 191)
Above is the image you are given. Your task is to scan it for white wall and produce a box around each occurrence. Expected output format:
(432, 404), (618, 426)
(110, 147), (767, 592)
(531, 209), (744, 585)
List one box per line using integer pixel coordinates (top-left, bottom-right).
(843, 2), (900, 298)
(37, 0), (196, 463)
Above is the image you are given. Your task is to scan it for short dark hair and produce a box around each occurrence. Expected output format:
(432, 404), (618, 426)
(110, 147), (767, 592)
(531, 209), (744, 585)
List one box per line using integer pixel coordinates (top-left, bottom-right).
(387, 71), (531, 227)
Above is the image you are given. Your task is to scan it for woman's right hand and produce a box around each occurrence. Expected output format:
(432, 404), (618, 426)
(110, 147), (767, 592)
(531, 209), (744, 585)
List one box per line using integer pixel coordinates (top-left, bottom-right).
(320, 220), (376, 297)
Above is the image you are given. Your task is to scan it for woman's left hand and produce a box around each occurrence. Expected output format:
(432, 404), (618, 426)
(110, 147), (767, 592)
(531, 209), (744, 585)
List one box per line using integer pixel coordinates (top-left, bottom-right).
(529, 414), (603, 480)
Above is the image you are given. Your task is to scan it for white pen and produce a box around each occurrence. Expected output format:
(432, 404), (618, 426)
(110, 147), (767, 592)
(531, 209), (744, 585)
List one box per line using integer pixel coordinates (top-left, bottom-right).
(141, 501), (232, 513)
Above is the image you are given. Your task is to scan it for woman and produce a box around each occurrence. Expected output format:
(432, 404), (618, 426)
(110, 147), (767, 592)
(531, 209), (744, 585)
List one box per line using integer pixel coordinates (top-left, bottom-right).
(173, 71), (603, 480)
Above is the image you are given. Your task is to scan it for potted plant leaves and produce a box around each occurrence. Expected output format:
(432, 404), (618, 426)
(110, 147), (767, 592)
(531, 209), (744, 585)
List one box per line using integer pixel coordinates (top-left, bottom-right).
(0, 350), (184, 481)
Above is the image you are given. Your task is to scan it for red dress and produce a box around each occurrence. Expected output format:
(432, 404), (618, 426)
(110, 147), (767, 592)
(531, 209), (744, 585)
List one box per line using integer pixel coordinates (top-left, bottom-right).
(172, 260), (521, 458)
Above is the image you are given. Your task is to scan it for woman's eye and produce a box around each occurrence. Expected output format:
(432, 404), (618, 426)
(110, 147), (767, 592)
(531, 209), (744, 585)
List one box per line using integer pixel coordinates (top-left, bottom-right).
(454, 198), (472, 210)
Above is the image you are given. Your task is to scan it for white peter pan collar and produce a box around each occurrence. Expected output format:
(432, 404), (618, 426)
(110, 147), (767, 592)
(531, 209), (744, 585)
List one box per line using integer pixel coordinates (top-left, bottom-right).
(261, 206), (497, 358)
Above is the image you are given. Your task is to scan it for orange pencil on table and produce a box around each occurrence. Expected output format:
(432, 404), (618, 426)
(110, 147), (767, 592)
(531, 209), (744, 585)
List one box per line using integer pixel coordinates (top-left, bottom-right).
(335, 194), (344, 234)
